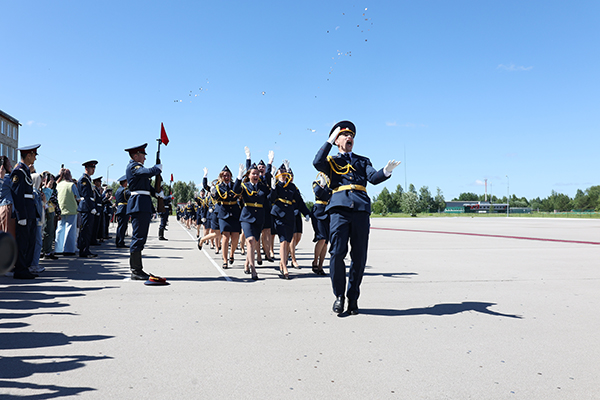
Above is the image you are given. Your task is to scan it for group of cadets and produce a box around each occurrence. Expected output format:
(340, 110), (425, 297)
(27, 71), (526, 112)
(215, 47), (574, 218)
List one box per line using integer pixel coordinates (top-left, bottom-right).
(7, 120), (400, 315)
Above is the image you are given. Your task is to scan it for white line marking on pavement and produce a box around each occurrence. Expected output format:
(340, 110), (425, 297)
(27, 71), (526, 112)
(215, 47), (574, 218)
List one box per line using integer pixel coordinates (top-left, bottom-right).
(177, 221), (232, 282)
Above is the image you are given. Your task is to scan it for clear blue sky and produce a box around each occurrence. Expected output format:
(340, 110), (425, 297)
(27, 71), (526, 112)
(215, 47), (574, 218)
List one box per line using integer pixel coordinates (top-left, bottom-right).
(2, 1), (598, 201)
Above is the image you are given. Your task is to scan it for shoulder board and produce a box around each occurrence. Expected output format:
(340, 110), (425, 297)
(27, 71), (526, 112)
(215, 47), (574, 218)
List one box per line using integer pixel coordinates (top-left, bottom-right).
(134, 165), (142, 170)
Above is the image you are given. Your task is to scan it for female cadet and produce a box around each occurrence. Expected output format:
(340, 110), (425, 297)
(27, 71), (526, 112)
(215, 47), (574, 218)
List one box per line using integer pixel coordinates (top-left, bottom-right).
(288, 169), (310, 269)
(243, 147), (275, 263)
(201, 166), (240, 268)
(233, 162), (270, 280)
(198, 171), (222, 254)
(310, 172), (331, 275)
(268, 160), (310, 279)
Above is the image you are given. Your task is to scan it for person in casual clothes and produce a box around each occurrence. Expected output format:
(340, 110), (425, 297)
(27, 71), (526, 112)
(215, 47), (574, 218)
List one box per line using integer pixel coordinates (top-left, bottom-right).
(41, 172), (60, 260)
(0, 155), (15, 239)
(55, 168), (79, 256)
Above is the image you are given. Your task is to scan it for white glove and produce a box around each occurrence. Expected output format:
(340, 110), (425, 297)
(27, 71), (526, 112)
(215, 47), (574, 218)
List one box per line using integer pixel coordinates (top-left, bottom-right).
(304, 215), (310, 222)
(268, 150), (274, 164)
(18, 219), (27, 226)
(318, 175), (326, 187)
(244, 146), (251, 160)
(238, 164), (246, 180)
(156, 191), (165, 199)
(91, 209), (97, 215)
(203, 167), (208, 178)
(283, 159), (290, 171)
(271, 177), (277, 190)
(383, 160), (401, 176)
(327, 126), (341, 144)
(155, 164), (163, 171)
(201, 218), (206, 223)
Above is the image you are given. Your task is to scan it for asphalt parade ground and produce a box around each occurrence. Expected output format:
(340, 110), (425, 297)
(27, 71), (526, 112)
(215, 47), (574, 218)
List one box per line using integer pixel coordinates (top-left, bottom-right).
(1, 217), (599, 399)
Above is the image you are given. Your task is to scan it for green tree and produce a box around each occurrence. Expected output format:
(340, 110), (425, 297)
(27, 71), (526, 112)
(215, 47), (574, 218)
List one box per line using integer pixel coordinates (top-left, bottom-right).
(408, 183), (417, 194)
(418, 186), (434, 213)
(377, 187), (393, 213)
(172, 180), (197, 204)
(455, 192), (479, 201)
(401, 191), (418, 216)
(434, 187), (446, 212)
(372, 200), (388, 215)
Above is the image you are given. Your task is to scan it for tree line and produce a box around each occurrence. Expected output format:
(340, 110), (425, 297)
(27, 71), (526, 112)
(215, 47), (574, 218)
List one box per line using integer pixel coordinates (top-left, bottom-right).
(164, 180), (600, 214)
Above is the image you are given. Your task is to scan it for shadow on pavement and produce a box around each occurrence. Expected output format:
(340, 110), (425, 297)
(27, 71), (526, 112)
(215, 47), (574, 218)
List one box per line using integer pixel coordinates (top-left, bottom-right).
(358, 301), (522, 319)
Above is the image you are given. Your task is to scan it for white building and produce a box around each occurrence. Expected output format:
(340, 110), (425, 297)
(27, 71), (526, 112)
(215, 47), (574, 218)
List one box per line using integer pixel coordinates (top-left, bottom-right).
(0, 109), (20, 167)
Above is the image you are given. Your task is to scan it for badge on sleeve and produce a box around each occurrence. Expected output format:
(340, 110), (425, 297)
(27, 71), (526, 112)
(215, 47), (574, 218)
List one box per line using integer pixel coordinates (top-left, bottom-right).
(12, 175), (18, 183)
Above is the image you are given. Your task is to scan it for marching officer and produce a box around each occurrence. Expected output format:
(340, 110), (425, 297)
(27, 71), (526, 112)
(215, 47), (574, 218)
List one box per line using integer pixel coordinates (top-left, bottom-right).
(124, 143), (163, 280)
(114, 175), (130, 248)
(313, 121), (400, 315)
(10, 144), (41, 279)
(77, 160), (99, 258)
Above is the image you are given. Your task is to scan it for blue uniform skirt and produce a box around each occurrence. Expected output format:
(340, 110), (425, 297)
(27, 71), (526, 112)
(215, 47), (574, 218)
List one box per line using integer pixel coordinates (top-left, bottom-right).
(219, 215), (241, 233)
(241, 221), (262, 240)
(293, 213), (303, 234)
(273, 215), (294, 243)
(209, 211), (219, 231)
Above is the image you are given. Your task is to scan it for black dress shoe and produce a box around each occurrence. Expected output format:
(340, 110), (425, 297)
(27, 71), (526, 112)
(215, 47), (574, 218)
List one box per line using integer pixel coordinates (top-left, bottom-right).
(332, 296), (345, 314)
(14, 270), (37, 279)
(131, 270), (150, 280)
(347, 299), (359, 315)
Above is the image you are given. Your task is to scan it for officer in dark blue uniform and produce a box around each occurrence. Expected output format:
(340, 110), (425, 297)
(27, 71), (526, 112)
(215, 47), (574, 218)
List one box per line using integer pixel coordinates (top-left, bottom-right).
(125, 143), (163, 280)
(91, 176), (103, 245)
(10, 144), (41, 279)
(77, 160), (99, 258)
(158, 191), (171, 241)
(313, 121), (401, 314)
(114, 175), (130, 248)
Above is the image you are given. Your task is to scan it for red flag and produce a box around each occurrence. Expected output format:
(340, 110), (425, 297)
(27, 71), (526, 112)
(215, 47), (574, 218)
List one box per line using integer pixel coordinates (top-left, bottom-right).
(160, 122), (169, 145)
(170, 173), (173, 182)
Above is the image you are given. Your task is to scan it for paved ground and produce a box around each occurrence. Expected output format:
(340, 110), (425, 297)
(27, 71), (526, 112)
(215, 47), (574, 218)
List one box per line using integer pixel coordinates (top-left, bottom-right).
(1, 217), (598, 399)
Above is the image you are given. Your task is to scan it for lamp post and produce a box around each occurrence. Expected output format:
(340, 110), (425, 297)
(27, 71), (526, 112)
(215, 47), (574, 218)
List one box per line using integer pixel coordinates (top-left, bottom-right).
(506, 175), (509, 217)
(107, 164), (114, 186)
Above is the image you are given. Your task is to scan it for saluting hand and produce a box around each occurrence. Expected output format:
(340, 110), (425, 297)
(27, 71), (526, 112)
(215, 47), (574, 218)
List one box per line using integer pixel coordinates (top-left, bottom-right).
(238, 164), (246, 180)
(203, 168), (208, 178)
(244, 146), (251, 160)
(268, 150), (274, 164)
(327, 126), (341, 144)
(283, 159), (290, 171)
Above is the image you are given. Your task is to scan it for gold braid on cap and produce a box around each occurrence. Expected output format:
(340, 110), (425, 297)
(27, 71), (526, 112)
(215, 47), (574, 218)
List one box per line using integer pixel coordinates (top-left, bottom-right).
(326, 156), (355, 175)
(274, 171), (292, 188)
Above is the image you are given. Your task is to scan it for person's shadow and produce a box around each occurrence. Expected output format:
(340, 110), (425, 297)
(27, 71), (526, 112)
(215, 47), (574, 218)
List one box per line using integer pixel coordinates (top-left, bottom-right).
(355, 301), (522, 319)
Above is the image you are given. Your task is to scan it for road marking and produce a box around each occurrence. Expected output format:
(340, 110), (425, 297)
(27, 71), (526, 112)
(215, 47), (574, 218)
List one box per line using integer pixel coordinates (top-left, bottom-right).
(177, 221), (232, 281)
(370, 226), (600, 246)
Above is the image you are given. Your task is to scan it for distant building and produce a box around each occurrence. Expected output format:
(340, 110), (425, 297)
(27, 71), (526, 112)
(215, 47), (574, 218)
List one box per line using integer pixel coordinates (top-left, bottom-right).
(445, 201), (509, 214)
(0, 109), (20, 167)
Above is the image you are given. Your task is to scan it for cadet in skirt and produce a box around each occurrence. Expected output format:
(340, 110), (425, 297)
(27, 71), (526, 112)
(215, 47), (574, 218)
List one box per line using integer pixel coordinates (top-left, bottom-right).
(288, 169), (310, 269)
(311, 172), (331, 275)
(198, 170), (223, 254)
(233, 161), (271, 280)
(268, 161), (311, 279)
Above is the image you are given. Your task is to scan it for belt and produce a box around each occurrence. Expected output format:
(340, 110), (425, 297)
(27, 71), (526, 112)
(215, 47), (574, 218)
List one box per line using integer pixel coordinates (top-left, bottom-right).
(332, 184), (366, 193)
(277, 198), (292, 205)
(130, 191), (151, 196)
(24, 194), (34, 199)
(315, 200), (328, 205)
(245, 202), (263, 208)
(118, 202), (128, 206)
(220, 201), (238, 206)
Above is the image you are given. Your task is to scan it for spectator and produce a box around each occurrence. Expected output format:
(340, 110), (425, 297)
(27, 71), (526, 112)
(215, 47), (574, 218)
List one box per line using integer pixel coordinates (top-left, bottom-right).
(0, 156), (15, 238)
(42, 171), (60, 259)
(55, 169), (79, 256)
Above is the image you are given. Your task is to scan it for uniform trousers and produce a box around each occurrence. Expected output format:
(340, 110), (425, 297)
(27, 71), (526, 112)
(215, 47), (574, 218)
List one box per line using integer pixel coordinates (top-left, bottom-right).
(129, 212), (151, 253)
(159, 212), (168, 229)
(14, 219), (36, 274)
(328, 208), (370, 301)
(77, 212), (94, 256)
(115, 214), (128, 246)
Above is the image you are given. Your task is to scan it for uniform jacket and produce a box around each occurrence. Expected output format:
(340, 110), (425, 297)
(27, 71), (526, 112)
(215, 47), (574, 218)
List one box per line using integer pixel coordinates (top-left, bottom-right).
(125, 159), (161, 214)
(204, 177), (241, 221)
(269, 180), (309, 221)
(9, 162), (38, 221)
(77, 173), (96, 213)
(233, 178), (269, 225)
(312, 181), (332, 221)
(115, 186), (130, 215)
(313, 142), (390, 214)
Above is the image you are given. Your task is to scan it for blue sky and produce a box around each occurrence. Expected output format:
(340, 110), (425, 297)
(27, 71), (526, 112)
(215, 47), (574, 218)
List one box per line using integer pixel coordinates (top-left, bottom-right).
(1, 0), (598, 201)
